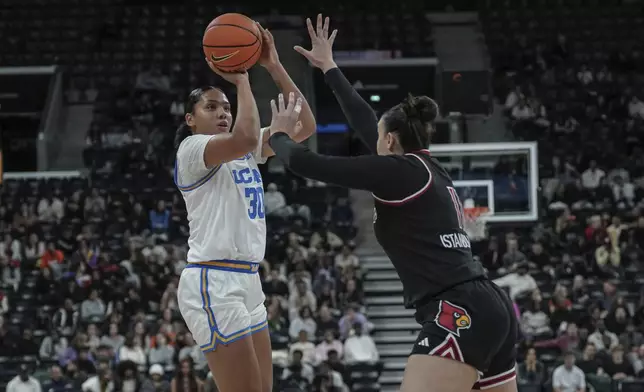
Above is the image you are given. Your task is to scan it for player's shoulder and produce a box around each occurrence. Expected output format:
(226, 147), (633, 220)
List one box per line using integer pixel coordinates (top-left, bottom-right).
(177, 134), (213, 157)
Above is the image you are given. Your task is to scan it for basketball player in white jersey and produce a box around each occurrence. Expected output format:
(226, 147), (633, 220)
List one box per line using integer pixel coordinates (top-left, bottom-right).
(174, 24), (316, 392)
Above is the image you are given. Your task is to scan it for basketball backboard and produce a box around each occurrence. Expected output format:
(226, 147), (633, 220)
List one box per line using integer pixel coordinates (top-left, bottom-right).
(430, 142), (538, 223)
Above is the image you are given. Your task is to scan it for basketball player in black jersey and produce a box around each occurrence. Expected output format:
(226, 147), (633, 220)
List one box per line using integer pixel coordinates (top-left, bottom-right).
(266, 15), (519, 392)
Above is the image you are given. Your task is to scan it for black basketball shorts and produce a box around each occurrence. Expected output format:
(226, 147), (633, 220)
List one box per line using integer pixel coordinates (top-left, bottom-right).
(410, 278), (518, 390)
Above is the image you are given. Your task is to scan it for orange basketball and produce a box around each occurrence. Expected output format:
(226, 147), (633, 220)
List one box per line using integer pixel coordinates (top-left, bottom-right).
(203, 13), (263, 72)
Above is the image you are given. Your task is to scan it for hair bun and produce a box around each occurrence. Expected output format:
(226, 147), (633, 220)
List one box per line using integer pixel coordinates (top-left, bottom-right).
(402, 94), (439, 123)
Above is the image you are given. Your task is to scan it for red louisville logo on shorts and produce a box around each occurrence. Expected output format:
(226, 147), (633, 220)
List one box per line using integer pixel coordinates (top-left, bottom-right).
(434, 300), (472, 337)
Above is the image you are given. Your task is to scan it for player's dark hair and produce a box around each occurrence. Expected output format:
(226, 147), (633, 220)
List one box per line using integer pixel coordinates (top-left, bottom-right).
(173, 86), (223, 150)
(382, 94), (439, 153)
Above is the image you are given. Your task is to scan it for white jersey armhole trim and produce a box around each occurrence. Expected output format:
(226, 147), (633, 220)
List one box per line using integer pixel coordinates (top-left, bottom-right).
(253, 127), (269, 165)
(372, 153), (433, 205)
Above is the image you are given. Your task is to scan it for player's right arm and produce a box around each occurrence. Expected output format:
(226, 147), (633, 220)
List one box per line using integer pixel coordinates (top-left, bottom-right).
(295, 14), (378, 154)
(201, 63), (261, 167)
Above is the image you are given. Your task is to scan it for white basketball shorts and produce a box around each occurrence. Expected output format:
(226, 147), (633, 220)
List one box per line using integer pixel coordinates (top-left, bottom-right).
(177, 260), (267, 353)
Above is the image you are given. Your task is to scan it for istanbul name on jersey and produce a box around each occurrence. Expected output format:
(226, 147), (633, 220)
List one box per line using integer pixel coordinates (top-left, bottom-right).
(372, 152), (486, 308)
(174, 132), (268, 263)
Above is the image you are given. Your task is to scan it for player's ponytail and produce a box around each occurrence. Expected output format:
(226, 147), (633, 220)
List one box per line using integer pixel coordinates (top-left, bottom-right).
(383, 94), (439, 153)
(174, 123), (193, 150)
(174, 85), (224, 151)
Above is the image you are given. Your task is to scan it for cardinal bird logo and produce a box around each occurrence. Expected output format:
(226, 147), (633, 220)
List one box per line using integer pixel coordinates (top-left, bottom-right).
(434, 300), (471, 337)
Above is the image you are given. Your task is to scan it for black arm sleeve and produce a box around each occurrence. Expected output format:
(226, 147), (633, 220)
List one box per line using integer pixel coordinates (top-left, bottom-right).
(324, 67), (379, 154)
(269, 133), (425, 200)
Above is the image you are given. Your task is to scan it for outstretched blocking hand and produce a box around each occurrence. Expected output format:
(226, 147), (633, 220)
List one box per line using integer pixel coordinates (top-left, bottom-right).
(294, 14), (338, 73)
(270, 92), (303, 136)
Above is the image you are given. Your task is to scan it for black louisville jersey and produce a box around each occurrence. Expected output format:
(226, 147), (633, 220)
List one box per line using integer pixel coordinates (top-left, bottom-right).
(372, 149), (486, 308)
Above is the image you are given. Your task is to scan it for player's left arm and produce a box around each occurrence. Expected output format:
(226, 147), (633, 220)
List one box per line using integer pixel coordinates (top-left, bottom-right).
(268, 132), (423, 200)
(257, 23), (316, 159)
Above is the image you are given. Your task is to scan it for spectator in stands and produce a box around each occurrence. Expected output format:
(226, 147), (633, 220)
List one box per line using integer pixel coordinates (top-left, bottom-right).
(577, 343), (602, 376)
(315, 330), (344, 364)
(501, 237), (527, 270)
(264, 183), (289, 218)
(81, 366), (114, 392)
(316, 305), (339, 338)
(517, 348), (546, 386)
(15, 328), (39, 356)
(605, 305), (630, 336)
(587, 320), (619, 353)
(511, 99), (535, 121)
(334, 245), (359, 272)
(493, 262), (537, 300)
(149, 364), (170, 392)
(148, 333), (175, 368)
(264, 269), (289, 297)
(289, 307), (317, 340)
(35, 267), (59, 305)
(552, 351), (586, 392)
(282, 349), (314, 390)
(114, 360), (154, 391)
(100, 322), (124, 352)
(521, 291), (553, 339)
(621, 321), (644, 350)
(149, 200), (170, 236)
(289, 280), (317, 320)
(53, 298), (79, 336)
(39, 331), (69, 361)
(289, 330), (316, 365)
(42, 365), (71, 392)
(330, 197), (354, 229)
(315, 361), (348, 392)
(0, 253), (21, 291)
(170, 357), (203, 392)
(604, 345), (634, 380)
(117, 334), (146, 367)
(176, 334), (207, 372)
(535, 322), (581, 354)
(628, 345), (644, 378)
(581, 160), (605, 190)
(344, 323), (379, 365)
(81, 289), (106, 322)
(24, 233), (45, 261)
(339, 307), (371, 340)
(6, 364), (41, 392)
(39, 242), (64, 270)
(76, 346), (97, 374)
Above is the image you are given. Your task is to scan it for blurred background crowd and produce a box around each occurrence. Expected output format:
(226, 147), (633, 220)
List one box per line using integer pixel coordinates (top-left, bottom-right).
(2, 0), (644, 391)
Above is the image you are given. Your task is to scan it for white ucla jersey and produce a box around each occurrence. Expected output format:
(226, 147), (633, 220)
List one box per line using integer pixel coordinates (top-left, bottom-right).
(174, 131), (268, 263)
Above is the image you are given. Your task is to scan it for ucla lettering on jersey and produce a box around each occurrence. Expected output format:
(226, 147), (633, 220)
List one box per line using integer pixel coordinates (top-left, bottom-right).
(174, 134), (267, 263)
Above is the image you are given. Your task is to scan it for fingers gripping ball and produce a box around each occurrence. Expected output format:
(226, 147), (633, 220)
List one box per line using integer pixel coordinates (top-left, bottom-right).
(203, 13), (263, 72)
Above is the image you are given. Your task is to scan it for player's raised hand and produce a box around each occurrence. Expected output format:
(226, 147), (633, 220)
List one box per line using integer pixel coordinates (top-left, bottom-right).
(205, 58), (249, 86)
(270, 92), (303, 136)
(294, 14), (338, 73)
(256, 22), (280, 70)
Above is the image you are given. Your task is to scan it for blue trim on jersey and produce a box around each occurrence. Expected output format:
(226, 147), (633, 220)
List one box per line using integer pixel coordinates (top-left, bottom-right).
(174, 161), (222, 192)
(185, 259), (260, 274)
(198, 268), (268, 352)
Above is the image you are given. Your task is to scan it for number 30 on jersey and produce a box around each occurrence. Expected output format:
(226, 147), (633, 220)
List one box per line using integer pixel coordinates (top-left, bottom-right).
(245, 186), (265, 219)
(232, 168), (265, 220)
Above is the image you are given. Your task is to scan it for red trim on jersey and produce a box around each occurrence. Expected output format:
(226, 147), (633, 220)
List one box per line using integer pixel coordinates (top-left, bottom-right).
(428, 334), (464, 363)
(412, 148), (431, 156)
(372, 154), (433, 206)
(473, 367), (517, 390)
